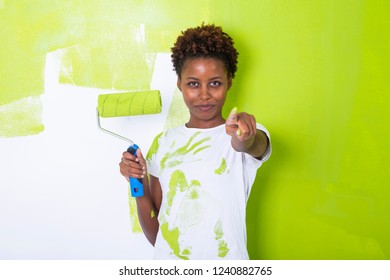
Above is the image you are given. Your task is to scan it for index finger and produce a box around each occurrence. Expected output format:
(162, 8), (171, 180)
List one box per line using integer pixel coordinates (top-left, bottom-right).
(226, 107), (238, 127)
(122, 151), (138, 162)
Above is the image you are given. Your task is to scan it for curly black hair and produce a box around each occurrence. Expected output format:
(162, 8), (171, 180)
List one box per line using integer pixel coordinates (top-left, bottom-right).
(171, 23), (239, 79)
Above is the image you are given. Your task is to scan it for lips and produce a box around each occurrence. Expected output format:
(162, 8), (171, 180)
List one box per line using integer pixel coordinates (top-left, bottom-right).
(196, 104), (215, 112)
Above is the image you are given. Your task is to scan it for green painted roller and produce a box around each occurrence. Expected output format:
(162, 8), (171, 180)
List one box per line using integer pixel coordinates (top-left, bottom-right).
(96, 89), (162, 197)
(97, 90), (162, 117)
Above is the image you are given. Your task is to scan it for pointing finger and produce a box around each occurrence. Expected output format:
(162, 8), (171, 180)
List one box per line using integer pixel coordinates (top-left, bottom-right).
(226, 107), (238, 127)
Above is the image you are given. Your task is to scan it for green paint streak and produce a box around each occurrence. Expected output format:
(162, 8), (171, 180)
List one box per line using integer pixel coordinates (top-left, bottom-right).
(193, 145), (210, 155)
(182, 248), (191, 256)
(214, 158), (227, 175)
(151, 209), (155, 219)
(128, 192), (142, 234)
(164, 160), (182, 169)
(160, 222), (189, 260)
(146, 131), (164, 164)
(160, 132), (211, 170)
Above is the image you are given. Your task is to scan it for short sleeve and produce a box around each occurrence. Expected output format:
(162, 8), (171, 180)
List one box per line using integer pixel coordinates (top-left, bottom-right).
(256, 123), (271, 162)
(242, 123), (271, 199)
(146, 131), (164, 178)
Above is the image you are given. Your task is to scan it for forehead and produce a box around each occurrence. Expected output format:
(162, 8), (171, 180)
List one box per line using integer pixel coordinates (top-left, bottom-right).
(181, 57), (228, 75)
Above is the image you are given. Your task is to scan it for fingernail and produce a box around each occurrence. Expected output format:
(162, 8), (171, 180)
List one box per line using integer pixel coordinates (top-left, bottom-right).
(231, 107), (238, 114)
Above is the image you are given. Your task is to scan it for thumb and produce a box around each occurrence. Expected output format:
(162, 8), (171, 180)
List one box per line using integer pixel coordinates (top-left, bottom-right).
(136, 148), (149, 185)
(136, 148), (147, 166)
(226, 107), (238, 126)
(136, 147), (144, 160)
(226, 107), (240, 137)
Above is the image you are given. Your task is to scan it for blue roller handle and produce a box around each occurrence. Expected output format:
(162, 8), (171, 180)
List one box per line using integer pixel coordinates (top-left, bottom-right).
(127, 144), (144, 197)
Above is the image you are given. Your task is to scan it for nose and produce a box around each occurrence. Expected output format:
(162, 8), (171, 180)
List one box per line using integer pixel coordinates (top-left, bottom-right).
(199, 85), (211, 101)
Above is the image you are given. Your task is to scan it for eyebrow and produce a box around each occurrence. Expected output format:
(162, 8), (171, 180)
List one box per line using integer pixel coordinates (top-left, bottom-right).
(185, 76), (223, 81)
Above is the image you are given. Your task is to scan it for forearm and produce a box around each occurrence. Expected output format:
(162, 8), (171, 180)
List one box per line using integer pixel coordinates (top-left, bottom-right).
(231, 129), (269, 159)
(120, 149), (160, 245)
(135, 184), (159, 245)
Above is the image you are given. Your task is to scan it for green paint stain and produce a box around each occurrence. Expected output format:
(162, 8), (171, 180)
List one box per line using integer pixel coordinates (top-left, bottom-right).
(146, 131), (164, 163)
(167, 170), (200, 209)
(59, 34), (155, 91)
(214, 158), (227, 175)
(218, 240), (229, 258)
(181, 248), (191, 256)
(151, 209), (155, 219)
(190, 189), (199, 199)
(128, 191), (142, 233)
(214, 220), (224, 240)
(160, 132), (211, 170)
(170, 170), (200, 193)
(0, 96), (44, 137)
(160, 222), (189, 260)
(1, 1), (83, 137)
(1, 7), (45, 137)
(214, 220), (229, 257)
(0, 0), (212, 137)
(164, 88), (190, 130)
(161, 170), (202, 258)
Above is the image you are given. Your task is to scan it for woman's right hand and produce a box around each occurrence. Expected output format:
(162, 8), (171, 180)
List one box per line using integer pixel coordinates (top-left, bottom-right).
(119, 148), (146, 182)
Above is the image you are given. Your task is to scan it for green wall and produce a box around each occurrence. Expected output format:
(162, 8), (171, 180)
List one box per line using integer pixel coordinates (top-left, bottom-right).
(1, 0), (389, 259)
(224, 1), (390, 259)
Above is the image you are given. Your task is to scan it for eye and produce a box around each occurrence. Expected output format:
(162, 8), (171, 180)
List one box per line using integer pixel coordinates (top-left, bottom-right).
(209, 81), (222, 87)
(187, 81), (199, 87)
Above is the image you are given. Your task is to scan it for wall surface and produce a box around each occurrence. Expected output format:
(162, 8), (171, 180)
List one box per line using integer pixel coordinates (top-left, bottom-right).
(0, 0), (389, 259)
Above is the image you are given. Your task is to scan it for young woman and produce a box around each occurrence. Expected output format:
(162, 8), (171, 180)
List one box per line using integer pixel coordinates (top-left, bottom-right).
(119, 24), (271, 260)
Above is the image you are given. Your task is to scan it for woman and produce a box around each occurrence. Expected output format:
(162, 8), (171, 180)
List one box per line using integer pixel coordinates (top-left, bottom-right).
(120, 23), (271, 259)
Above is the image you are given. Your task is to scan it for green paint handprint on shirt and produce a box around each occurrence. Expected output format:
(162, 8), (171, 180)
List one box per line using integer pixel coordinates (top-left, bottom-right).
(214, 220), (229, 257)
(166, 169), (201, 212)
(160, 131), (211, 170)
(160, 169), (200, 259)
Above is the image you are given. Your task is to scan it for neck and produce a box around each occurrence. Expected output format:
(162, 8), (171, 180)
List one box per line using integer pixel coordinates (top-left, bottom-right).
(185, 118), (225, 129)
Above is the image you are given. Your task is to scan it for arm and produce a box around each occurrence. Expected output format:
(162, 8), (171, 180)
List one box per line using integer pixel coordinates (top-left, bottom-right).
(232, 128), (269, 159)
(119, 149), (162, 245)
(225, 108), (270, 159)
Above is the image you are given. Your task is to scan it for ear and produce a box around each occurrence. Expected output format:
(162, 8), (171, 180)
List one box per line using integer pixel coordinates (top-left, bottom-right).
(227, 76), (233, 90)
(177, 78), (182, 92)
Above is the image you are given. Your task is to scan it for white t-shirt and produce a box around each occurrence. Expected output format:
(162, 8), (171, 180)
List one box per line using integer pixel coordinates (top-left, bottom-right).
(146, 123), (271, 260)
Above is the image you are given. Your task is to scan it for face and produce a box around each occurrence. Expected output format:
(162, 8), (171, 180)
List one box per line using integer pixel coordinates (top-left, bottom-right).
(177, 57), (232, 129)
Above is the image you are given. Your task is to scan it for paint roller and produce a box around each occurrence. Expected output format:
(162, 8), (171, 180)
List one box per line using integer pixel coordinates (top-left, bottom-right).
(96, 90), (162, 197)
